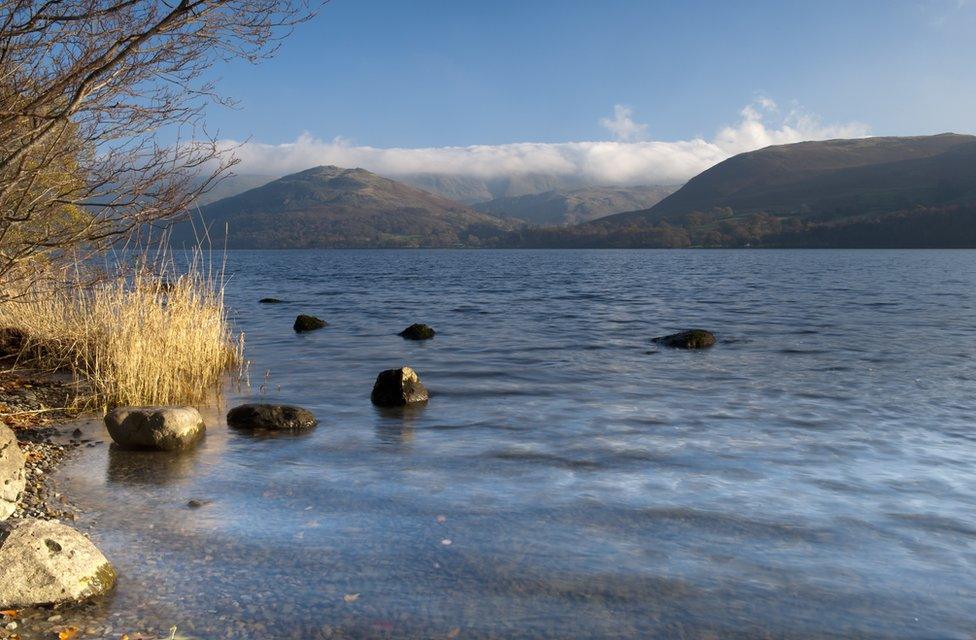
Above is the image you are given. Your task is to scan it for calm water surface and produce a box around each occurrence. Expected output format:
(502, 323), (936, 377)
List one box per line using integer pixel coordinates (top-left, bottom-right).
(56, 250), (976, 639)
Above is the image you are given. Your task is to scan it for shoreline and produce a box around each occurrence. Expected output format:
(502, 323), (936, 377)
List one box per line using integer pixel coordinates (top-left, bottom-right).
(0, 371), (88, 522)
(0, 370), (107, 640)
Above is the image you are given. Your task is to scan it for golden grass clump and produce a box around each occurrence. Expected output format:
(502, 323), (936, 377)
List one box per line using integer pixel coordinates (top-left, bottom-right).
(0, 250), (243, 409)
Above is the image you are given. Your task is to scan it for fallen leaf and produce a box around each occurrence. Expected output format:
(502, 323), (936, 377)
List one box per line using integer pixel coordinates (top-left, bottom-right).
(58, 627), (79, 640)
(447, 627), (461, 638)
(0, 610), (17, 618)
(343, 593), (360, 603)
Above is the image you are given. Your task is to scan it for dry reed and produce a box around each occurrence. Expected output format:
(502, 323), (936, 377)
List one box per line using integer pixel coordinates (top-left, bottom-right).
(0, 247), (243, 409)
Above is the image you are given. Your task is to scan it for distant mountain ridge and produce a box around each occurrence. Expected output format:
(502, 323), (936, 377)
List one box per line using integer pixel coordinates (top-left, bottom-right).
(172, 165), (514, 248)
(193, 174), (277, 207)
(398, 173), (590, 204)
(505, 133), (976, 248)
(611, 133), (976, 224)
(175, 134), (976, 249)
(473, 185), (677, 225)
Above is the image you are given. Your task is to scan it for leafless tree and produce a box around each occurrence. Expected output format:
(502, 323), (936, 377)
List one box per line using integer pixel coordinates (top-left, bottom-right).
(0, 0), (315, 292)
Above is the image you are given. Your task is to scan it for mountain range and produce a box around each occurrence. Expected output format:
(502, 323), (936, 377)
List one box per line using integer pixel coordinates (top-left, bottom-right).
(508, 133), (976, 247)
(178, 133), (976, 249)
(472, 185), (676, 225)
(397, 173), (591, 204)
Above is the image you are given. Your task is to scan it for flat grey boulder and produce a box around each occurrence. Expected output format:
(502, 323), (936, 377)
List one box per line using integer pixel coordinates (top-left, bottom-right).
(226, 404), (318, 431)
(104, 406), (205, 451)
(0, 518), (116, 608)
(371, 366), (429, 407)
(651, 329), (717, 349)
(0, 424), (26, 520)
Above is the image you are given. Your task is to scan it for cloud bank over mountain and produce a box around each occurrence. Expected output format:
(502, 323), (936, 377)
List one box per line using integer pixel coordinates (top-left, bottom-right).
(221, 99), (869, 185)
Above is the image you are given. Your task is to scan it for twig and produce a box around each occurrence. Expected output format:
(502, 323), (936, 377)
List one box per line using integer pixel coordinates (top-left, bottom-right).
(0, 406), (71, 416)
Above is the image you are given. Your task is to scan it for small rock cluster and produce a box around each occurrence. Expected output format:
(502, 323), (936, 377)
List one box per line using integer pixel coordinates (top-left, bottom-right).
(0, 377), (84, 521)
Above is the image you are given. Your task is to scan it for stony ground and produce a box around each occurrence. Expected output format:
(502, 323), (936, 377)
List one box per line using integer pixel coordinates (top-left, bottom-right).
(0, 372), (86, 522)
(0, 372), (128, 640)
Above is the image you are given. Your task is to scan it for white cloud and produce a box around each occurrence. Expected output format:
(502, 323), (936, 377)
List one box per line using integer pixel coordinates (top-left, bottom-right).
(599, 104), (648, 141)
(222, 99), (869, 186)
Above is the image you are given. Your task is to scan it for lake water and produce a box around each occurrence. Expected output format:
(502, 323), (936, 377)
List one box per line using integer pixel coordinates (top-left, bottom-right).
(55, 249), (976, 639)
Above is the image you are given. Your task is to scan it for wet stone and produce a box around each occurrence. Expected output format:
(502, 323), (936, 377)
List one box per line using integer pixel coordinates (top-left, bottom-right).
(227, 404), (318, 431)
(293, 315), (327, 333)
(399, 323), (436, 340)
(651, 329), (717, 349)
(371, 367), (429, 407)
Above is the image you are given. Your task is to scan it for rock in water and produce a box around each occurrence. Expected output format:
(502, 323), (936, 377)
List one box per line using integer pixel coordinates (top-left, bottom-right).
(0, 425), (26, 520)
(294, 314), (327, 332)
(371, 367), (429, 406)
(226, 404), (318, 431)
(259, 298), (285, 304)
(104, 406), (206, 451)
(0, 519), (116, 608)
(399, 323), (436, 340)
(651, 329), (717, 349)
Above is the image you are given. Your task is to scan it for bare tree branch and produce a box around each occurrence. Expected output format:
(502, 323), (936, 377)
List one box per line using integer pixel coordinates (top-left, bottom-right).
(0, 0), (317, 295)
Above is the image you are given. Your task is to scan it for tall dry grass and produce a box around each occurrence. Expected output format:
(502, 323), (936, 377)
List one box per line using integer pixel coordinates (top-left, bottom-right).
(0, 247), (243, 409)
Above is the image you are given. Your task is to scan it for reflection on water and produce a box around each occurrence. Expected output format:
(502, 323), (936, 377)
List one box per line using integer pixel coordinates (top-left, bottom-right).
(106, 445), (202, 486)
(373, 403), (425, 447)
(52, 249), (976, 640)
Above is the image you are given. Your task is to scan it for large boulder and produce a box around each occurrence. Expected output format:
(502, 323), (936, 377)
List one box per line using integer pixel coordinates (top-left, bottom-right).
(226, 404), (318, 431)
(651, 329), (717, 350)
(294, 314), (327, 332)
(399, 323), (436, 340)
(0, 425), (26, 520)
(371, 367), (429, 407)
(0, 518), (116, 608)
(104, 406), (205, 451)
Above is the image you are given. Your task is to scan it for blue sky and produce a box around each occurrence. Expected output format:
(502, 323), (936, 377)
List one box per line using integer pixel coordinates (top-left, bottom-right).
(211, 0), (976, 183)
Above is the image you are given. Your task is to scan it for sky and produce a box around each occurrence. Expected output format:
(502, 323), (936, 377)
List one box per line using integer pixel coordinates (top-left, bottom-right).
(208, 0), (976, 185)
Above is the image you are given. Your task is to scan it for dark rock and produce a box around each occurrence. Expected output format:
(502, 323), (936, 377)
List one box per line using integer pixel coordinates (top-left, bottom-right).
(71, 428), (83, 438)
(651, 329), (717, 349)
(259, 298), (285, 304)
(186, 498), (212, 508)
(371, 367), (429, 407)
(399, 323), (436, 340)
(294, 314), (327, 332)
(226, 404), (318, 431)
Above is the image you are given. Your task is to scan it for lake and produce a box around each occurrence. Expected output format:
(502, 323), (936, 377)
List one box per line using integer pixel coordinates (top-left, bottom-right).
(55, 249), (976, 639)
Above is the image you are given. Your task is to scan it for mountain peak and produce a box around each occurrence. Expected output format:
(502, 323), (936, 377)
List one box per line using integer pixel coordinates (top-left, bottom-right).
(174, 164), (514, 248)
